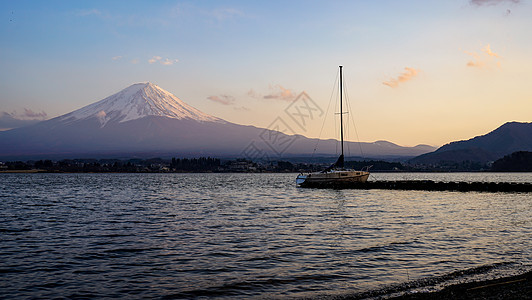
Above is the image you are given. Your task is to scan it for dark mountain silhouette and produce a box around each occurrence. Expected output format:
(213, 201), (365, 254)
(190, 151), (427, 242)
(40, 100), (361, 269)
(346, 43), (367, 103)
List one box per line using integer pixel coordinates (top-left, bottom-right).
(491, 151), (532, 172)
(492, 151), (532, 172)
(0, 82), (436, 160)
(410, 122), (532, 164)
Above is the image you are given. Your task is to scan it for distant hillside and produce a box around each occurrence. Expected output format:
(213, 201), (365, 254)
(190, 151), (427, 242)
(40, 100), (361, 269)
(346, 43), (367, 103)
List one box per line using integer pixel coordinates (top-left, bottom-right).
(410, 122), (532, 165)
(491, 151), (532, 172)
(0, 112), (42, 131)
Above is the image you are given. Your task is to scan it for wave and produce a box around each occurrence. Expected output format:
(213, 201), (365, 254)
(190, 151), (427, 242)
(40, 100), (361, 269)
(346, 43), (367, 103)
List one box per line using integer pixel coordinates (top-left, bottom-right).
(327, 262), (529, 299)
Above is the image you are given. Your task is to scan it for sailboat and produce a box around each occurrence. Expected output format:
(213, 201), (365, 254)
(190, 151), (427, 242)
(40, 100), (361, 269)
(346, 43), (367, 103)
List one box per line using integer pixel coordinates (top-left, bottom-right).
(296, 66), (370, 187)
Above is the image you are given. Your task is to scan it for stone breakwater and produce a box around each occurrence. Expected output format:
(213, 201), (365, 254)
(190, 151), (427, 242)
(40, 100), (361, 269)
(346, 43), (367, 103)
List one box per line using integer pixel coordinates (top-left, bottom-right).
(300, 180), (532, 193)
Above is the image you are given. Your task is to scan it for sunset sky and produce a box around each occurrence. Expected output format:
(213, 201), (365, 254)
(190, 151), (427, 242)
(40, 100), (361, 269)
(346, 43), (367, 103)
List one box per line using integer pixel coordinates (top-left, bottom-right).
(1, 0), (531, 147)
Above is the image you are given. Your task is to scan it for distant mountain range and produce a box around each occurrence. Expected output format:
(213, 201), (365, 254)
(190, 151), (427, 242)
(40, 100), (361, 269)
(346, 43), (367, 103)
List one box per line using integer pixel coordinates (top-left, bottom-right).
(0, 83), (436, 160)
(410, 122), (532, 164)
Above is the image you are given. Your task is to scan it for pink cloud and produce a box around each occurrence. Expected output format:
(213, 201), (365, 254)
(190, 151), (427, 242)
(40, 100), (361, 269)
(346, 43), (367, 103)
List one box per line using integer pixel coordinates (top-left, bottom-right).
(467, 60), (485, 68)
(482, 44), (499, 57)
(383, 67), (419, 88)
(161, 58), (179, 65)
(148, 56), (162, 64)
(148, 56), (178, 65)
(207, 95), (235, 105)
(465, 44), (501, 68)
(263, 85), (297, 101)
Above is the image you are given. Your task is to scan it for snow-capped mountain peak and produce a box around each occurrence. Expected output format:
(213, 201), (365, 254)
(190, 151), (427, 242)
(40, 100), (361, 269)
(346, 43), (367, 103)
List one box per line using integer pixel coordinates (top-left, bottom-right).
(61, 82), (223, 126)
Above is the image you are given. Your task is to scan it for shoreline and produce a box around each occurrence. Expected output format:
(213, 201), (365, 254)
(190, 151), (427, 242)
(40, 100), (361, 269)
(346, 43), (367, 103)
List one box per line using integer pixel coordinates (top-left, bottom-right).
(328, 270), (531, 300)
(0, 169), (45, 173)
(391, 270), (531, 299)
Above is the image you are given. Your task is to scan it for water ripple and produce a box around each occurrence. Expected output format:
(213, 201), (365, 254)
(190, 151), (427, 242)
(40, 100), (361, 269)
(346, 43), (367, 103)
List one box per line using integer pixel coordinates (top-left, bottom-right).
(0, 173), (530, 298)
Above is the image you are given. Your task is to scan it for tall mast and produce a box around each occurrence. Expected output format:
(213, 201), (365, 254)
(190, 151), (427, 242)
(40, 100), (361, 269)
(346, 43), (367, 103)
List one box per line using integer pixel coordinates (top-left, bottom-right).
(339, 65), (344, 157)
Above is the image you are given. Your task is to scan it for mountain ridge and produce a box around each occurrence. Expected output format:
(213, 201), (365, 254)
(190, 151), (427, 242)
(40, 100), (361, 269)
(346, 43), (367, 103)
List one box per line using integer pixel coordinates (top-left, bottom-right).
(59, 82), (223, 126)
(0, 83), (436, 160)
(410, 121), (532, 164)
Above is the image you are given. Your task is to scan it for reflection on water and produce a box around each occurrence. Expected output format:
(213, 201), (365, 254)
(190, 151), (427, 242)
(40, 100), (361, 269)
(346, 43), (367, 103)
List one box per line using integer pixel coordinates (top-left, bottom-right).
(1, 173), (531, 298)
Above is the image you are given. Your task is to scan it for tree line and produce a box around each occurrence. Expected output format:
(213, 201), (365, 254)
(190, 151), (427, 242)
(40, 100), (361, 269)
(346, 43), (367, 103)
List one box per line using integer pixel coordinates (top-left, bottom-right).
(2, 152), (530, 172)
(0, 157), (411, 173)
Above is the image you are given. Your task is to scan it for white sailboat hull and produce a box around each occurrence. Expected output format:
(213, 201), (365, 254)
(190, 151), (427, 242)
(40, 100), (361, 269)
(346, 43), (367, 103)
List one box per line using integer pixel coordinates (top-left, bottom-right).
(296, 170), (369, 186)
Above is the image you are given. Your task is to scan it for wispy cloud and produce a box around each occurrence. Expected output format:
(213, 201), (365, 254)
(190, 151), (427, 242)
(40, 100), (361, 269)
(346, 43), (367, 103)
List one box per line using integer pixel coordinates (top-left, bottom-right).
(382, 67), (419, 88)
(148, 56), (179, 65)
(465, 44), (501, 68)
(161, 58), (179, 65)
(0, 109), (47, 130)
(467, 60), (484, 68)
(248, 85), (298, 101)
(234, 106), (250, 111)
(465, 51), (484, 67)
(207, 95), (235, 105)
(470, 0), (520, 6)
(113, 55), (178, 65)
(148, 56), (162, 64)
(171, 4), (246, 22)
(482, 44), (499, 57)
(263, 85), (297, 101)
(75, 9), (102, 17)
(21, 108), (47, 119)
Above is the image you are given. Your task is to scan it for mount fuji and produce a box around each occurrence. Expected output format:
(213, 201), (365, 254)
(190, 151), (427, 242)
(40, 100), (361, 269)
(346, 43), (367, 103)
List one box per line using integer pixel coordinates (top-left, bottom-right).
(61, 82), (223, 126)
(0, 82), (435, 160)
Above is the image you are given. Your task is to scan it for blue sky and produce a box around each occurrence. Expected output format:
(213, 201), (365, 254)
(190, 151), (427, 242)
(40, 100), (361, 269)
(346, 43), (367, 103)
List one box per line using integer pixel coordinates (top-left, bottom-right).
(1, 0), (531, 146)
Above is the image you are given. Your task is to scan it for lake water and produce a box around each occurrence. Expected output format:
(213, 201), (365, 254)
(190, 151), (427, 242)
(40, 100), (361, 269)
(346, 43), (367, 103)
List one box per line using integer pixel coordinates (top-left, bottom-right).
(1, 173), (531, 298)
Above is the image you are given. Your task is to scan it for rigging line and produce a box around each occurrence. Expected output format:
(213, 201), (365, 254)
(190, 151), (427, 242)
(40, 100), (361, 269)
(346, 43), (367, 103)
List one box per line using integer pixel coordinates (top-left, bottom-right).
(339, 74), (351, 158)
(334, 82), (339, 156)
(312, 68), (339, 158)
(342, 76), (351, 157)
(343, 72), (366, 160)
(346, 112), (351, 157)
(345, 84), (352, 158)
